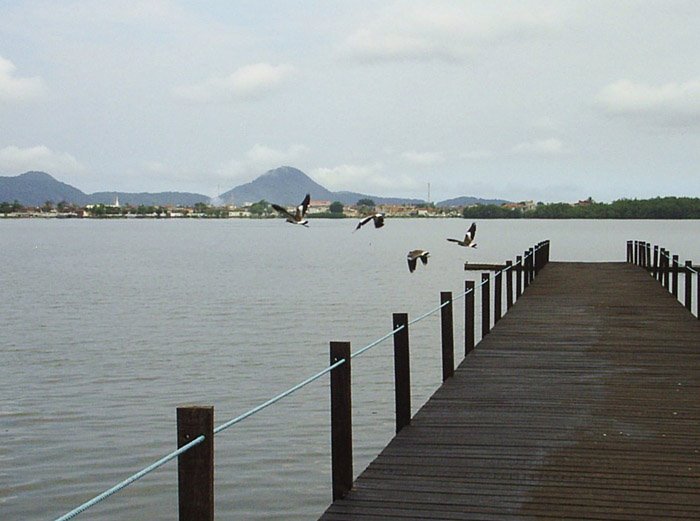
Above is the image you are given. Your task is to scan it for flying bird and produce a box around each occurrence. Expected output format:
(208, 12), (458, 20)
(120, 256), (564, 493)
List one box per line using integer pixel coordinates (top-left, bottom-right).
(447, 222), (477, 248)
(407, 250), (430, 273)
(355, 213), (384, 231)
(271, 194), (311, 226)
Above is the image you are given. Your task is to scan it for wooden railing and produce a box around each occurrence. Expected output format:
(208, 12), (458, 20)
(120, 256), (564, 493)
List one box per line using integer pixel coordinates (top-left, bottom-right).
(627, 240), (699, 318)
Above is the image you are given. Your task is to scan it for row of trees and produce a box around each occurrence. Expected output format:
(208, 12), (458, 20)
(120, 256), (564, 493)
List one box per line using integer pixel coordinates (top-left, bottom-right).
(463, 197), (700, 219)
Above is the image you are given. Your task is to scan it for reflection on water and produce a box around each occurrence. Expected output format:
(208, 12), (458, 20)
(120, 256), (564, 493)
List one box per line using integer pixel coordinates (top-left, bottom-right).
(0, 218), (698, 520)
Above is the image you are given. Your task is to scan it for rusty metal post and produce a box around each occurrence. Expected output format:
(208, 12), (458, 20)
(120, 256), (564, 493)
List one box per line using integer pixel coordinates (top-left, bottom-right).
(440, 292), (454, 382)
(177, 406), (214, 521)
(330, 341), (352, 501)
(392, 313), (410, 433)
(465, 280), (475, 355)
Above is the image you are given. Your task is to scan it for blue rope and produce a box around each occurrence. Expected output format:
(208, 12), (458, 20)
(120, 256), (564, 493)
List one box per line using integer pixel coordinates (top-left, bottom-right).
(214, 358), (345, 435)
(53, 435), (204, 521)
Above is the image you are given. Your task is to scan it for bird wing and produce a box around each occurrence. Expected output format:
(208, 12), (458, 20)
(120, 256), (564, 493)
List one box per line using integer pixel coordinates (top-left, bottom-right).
(446, 238), (460, 243)
(373, 214), (385, 228)
(465, 222), (477, 242)
(299, 193), (311, 218)
(271, 204), (295, 219)
(356, 215), (373, 230)
(407, 256), (418, 272)
(420, 252), (429, 265)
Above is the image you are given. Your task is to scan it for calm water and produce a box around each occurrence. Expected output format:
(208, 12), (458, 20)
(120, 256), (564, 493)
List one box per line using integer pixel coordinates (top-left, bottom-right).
(1, 218), (698, 520)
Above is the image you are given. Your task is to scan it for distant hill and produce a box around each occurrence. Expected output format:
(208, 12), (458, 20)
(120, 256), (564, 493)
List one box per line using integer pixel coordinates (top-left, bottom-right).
(218, 166), (425, 206)
(436, 196), (509, 207)
(0, 171), (209, 207)
(1, 168), (509, 208)
(0, 171), (90, 206)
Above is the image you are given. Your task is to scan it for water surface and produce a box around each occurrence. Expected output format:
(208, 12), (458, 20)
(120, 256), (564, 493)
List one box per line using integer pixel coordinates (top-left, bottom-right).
(1, 218), (698, 520)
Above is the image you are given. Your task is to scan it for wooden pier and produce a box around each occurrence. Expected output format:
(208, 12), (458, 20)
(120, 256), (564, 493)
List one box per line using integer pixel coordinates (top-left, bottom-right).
(318, 262), (700, 520)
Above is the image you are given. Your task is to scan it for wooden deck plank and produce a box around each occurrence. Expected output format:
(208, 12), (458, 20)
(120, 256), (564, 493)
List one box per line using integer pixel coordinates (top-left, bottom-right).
(318, 262), (700, 520)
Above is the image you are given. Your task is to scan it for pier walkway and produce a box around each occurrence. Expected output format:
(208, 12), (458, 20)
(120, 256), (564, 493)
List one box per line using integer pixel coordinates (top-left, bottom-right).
(318, 262), (700, 520)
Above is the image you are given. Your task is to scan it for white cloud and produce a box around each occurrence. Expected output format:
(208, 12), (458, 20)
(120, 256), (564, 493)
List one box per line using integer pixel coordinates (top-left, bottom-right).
(511, 138), (565, 155)
(312, 162), (422, 194)
(0, 56), (47, 102)
(0, 145), (84, 174)
(401, 150), (444, 166)
(343, 2), (560, 62)
(173, 62), (296, 103)
(596, 78), (700, 126)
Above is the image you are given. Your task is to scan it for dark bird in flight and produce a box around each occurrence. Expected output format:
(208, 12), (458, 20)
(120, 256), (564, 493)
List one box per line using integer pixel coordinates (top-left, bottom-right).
(407, 250), (430, 273)
(355, 213), (385, 231)
(447, 222), (477, 248)
(271, 194), (311, 226)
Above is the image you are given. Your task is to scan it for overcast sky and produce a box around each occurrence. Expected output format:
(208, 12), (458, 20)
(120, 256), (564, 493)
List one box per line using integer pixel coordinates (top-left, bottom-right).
(1, 1), (699, 202)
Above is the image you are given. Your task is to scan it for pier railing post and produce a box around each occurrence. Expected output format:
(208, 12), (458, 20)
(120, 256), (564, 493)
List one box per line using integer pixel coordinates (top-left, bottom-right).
(505, 260), (513, 310)
(627, 240), (632, 263)
(684, 261), (693, 313)
(330, 341), (352, 501)
(523, 252), (530, 289)
(392, 313), (411, 433)
(494, 269), (502, 324)
(465, 281), (475, 355)
(516, 256), (523, 298)
(177, 406), (214, 521)
(662, 249), (669, 290)
(481, 273), (490, 338)
(440, 292), (454, 382)
(653, 245), (659, 280)
(645, 243), (651, 269)
(672, 255), (679, 298)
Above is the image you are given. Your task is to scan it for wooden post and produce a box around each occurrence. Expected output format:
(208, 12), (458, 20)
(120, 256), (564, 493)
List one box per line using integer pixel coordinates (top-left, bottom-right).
(505, 260), (513, 310)
(528, 248), (535, 284)
(465, 280), (475, 355)
(523, 251), (530, 289)
(684, 261), (693, 313)
(481, 273), (490, 338)
(645, 242), (651, 269)
(515, 255), (523, 298)
(177, 406), (214, 521)
(330, 341), (352, 501)
(494, 269), (502, 323)
(653, 245), (659, 280)
(662, 249), (669, 290)
(627, 240), (632, 263)
(392, 313), (410, 433)
(672, 255), (679, 298)
(633, 241), (638, 265)
(440, 292), (454, 382)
